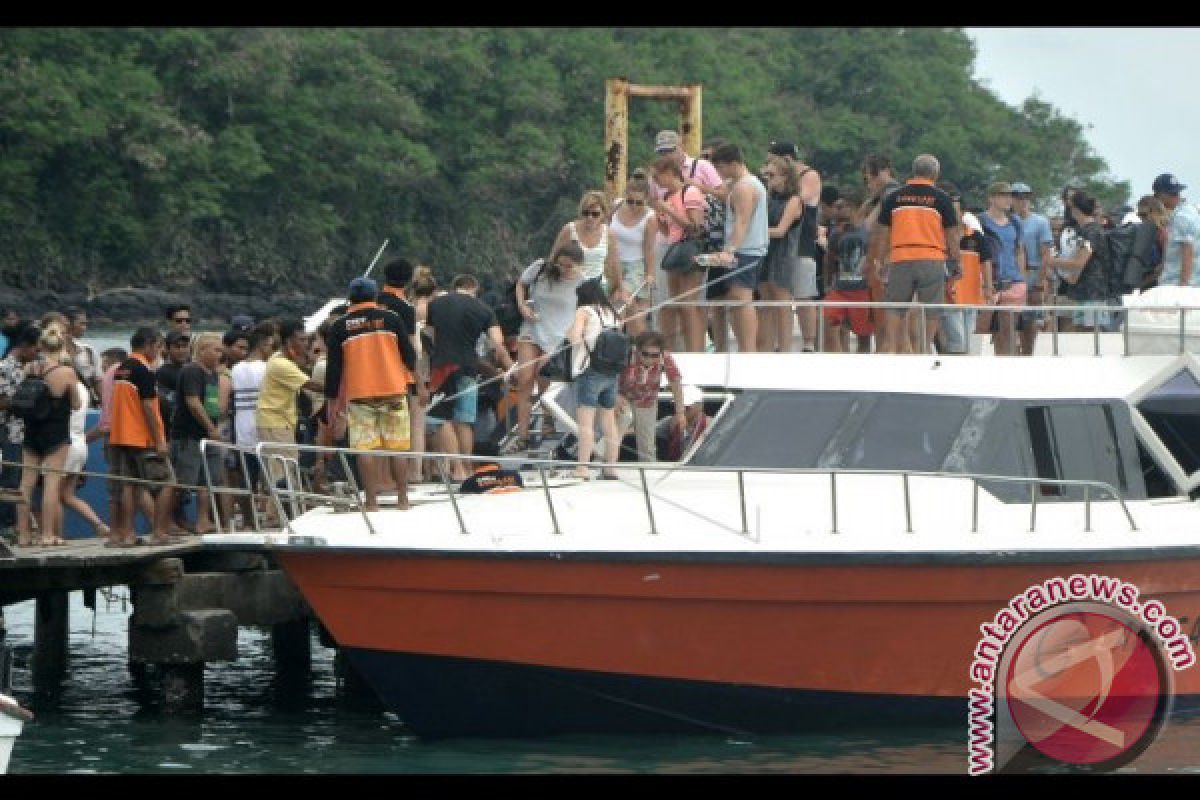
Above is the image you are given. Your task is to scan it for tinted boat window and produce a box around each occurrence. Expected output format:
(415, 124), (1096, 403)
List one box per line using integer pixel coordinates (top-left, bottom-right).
(689, 391), (850, 467)
(840, 395), (971, 472)
(1138, 369), (1200, 475)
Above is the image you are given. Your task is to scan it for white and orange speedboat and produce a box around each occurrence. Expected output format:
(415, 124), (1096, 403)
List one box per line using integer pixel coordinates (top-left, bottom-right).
(252, 313), (1200, 738)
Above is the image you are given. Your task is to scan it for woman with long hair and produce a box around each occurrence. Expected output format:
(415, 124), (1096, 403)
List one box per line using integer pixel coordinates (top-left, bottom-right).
(565, 278), (622, 480)
(609, 174), (657, 336)
(16, 323), (83, 546)
(505, 243), (586, 455)
(549, 191), (621, 290)
(1137, 194), (1169, 289)
(651, 156), (707, 352)
(759, 154), (807, 352)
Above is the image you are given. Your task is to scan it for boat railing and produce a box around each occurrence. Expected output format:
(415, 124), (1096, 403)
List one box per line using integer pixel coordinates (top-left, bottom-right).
(656, 299), (1200, 357)
(246, 442), (1138, 540)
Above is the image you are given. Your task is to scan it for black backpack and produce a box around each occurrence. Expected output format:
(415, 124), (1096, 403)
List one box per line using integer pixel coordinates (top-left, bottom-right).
(1108, 221), (1159, 292)
(584, 309), (629, 376)
(688, 159), (726, 254)
(11, 365), (64, 422)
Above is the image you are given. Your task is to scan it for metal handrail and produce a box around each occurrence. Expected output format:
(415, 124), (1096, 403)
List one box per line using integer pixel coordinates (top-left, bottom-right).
(257, 442), (1139, 539)
(656, 299), (1200, 357)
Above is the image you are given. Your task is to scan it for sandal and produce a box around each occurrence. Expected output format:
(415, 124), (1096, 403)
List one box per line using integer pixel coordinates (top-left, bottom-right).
(104, 536), (140, 549)
(572, 467), (591, 481)
(600, 471), (620, 481)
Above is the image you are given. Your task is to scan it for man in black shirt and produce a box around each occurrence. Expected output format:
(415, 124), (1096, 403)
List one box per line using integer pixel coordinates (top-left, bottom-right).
(425, 273), (514, 480)
(157, 331), (191, 441)
(171, 333), (225, 534)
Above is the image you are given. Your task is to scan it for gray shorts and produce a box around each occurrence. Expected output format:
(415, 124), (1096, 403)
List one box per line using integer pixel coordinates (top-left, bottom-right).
(171, 437), (225, 489)
(764, 255), (818, 299)
(884, 260), (946, 306)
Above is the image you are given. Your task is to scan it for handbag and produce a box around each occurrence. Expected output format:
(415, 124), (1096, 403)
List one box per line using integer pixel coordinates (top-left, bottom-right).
(661, 237), (701, 273)
(660, 185), (704, 273)
(539, 338), (575, 382)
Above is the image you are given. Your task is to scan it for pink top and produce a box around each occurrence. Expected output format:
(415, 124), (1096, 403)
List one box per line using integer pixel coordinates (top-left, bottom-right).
(651, 156), (723, 198)
(663, 185), (705, 244)
(98, 363), (118, 433)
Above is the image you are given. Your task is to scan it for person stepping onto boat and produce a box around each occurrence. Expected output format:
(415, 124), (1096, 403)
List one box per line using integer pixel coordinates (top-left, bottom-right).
(566, 279), (623, 480)
(325, 277), (419, 512)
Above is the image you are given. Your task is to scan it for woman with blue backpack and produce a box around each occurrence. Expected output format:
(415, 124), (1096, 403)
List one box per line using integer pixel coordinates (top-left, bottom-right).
(565, 279), (625, 481)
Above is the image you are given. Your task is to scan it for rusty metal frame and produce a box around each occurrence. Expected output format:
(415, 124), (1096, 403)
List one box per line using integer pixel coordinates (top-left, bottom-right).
(604, 78), (702, 201)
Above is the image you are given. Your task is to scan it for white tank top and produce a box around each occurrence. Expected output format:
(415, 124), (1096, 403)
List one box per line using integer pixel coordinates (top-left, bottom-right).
(569, 221), (609, 281)
(69, 380), (89, 439)
(610, 209), (653, 262)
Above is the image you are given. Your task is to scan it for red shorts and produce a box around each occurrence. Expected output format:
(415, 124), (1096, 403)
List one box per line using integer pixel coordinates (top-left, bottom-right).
(823, 288), (875, 336)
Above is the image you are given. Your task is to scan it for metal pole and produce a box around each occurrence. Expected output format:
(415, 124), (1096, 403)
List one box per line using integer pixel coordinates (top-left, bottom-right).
(338, 451), (376, 537)
(538, 464), (562, 536)
(1181, 308), (1188, 355)
(903, 473), (912, 533)
(238, 448), (262, 532)
(362, 238), (390, 279)
(971, 478), (979, 533)
(1084, 485), (1092, 532)
(1122, 308), (1130, 356)
(265, 455), (293, 534)
(1092, 322), (1100, 357)
(919, 305), (928, 354)
(1029, 483), (1037, 532)
(437, 458), (468, 535)
(201, 440), (222, 535)
(1052, 310), (1060, 356)
(815, 303), (825, 353)
(681, 83), (702, 156)
(604, 77), (629, 203)
(830, 472), (838, 534)
(737, 471), (748, 534)
(639, 467), (658, 535)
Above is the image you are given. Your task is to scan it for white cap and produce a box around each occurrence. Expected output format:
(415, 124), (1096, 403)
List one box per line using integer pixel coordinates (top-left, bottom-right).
(1121, 211), (1141, 226)
(682, 385), (704, 407)
(961, 211), (981, 233)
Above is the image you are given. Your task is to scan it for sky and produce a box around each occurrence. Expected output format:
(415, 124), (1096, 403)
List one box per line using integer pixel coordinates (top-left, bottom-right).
(968, 27), (1200, 205)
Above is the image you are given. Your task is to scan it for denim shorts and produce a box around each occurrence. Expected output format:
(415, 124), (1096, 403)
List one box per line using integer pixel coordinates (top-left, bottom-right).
(709, 252), (762, 295)
(574, 368), (617, 410)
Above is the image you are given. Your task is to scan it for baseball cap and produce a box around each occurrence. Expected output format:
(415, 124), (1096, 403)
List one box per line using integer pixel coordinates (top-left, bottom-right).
(1010, 182), (1033, 195)
(166, 330), (190, 347)
(229, 314), (254, 332)
(654, 130), (680, 153)
(768, 141), (799, 159)
(1153, 173), (1187, 195)
(347, 276), (378, 303)
(987, 181), (1013, 196)
(961, 211), (982, 234)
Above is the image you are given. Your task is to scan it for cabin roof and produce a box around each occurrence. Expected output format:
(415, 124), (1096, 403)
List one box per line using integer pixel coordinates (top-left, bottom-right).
(673, 353), (1199, 401)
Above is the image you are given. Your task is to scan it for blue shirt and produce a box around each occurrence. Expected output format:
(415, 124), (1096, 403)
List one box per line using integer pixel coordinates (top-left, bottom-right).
(1019, 212), (1053, 269)
(1162, 202), (1200, 286)
(724, 174), (769, 257)
(982, 213), (1022, 283)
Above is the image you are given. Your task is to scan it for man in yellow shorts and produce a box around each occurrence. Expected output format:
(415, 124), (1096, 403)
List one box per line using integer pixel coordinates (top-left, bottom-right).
(325, 277), (418, 511)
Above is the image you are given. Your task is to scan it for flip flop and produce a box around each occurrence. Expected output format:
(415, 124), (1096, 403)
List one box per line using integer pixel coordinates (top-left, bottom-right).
(103, 537), (140, 549)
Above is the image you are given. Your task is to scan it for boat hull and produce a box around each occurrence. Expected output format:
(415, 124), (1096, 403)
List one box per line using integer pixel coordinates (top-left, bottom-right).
(279, 549), (1200, 737)
(0, 714), (24, 774)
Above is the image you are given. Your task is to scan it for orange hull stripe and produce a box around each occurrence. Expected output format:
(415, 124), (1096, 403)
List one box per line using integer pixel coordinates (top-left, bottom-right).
(279, 553), (1200, 697)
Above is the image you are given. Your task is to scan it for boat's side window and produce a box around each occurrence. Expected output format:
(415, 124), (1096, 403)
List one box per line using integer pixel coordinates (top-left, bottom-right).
(1026, 407), (1064, 496)
(1137, 369), (1200, 476)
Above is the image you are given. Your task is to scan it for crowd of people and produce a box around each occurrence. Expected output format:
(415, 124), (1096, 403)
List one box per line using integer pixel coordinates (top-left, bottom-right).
(1, 130), (1193, 539)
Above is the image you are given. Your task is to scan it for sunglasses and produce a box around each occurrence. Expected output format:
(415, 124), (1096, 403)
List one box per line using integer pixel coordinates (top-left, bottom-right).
(581, 210), (603, 218)
(626, 199), (645, 206)
(639, 350), (662, 359)
(173, 316), (192, 324)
